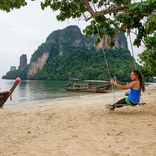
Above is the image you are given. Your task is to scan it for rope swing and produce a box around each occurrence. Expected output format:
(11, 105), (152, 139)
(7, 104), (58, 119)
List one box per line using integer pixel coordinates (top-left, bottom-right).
(86, 3), (146, 108)
(128, 32), (137, 69)
(94, 19), (116, 103)
(95, 24), (112, 80)
(93, 21), (139, 105)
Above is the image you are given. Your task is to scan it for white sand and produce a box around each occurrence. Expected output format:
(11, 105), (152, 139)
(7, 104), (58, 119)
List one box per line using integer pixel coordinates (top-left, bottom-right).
(0, 86), (156, 156)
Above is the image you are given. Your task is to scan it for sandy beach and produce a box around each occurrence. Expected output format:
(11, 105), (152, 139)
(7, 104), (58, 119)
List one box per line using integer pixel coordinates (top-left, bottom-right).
(0, 86), (156, 156)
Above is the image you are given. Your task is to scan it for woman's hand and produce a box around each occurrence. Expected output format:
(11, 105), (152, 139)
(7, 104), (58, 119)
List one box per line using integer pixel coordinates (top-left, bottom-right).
(110, 79), (115, 85)
(110, 79), (135, 90)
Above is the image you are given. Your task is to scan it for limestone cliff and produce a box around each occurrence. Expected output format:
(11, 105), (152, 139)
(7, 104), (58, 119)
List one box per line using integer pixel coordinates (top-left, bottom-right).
(19, 54), (27, 72)
(95, 33), (128, 49)
(46, 25), (96, 54)
(27, 52), (49, 78)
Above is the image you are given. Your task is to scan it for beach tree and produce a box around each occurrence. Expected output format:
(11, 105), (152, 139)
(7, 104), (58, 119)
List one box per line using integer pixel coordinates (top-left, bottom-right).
(139, 33), (156, 77)
(0, 0), (27, 12)
(0, 0), (156, 47)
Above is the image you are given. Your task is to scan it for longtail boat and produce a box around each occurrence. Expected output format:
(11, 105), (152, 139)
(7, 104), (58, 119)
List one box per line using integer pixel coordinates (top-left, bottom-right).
(65, 79), (112, 93)
(0, 77), (21, 108)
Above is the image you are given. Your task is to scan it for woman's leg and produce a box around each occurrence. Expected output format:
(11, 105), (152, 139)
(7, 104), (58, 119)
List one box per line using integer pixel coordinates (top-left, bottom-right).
(113, 98), (127, 108)
(106, 98), (129, 111)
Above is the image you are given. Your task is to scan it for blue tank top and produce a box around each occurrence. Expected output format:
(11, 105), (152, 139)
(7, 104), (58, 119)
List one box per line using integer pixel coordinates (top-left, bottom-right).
(128, 88), (141, 103)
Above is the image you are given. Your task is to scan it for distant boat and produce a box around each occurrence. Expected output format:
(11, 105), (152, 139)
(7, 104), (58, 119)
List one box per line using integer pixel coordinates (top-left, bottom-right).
(0, 78), (21, 108)
(65, 79), (112, 93)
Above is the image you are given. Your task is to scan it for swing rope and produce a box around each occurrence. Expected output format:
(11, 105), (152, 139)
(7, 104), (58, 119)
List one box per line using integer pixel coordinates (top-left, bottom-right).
(88, 2), (116, 103)
(128, 33), (137, 69)
(94, 20), (116, 103)
(95, 25), (111, 80)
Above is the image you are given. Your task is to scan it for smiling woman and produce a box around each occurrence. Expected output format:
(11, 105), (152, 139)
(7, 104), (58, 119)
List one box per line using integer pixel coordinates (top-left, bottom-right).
(106, 70), (145, 111)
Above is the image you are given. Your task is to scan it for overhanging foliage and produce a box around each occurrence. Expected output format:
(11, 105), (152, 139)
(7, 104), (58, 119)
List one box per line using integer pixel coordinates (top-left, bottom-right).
(0, 0), (155, 47)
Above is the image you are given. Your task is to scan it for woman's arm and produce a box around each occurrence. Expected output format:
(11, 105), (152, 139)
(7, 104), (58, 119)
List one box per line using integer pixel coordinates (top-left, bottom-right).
(110, 79), (135, 90)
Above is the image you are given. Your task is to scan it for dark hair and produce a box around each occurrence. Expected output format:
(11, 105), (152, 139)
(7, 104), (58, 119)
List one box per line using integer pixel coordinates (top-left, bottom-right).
(132, 70), (145, 92)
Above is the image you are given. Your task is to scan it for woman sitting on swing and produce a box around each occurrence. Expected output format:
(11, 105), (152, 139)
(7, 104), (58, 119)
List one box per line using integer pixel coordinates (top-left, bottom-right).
(106, 70), (145, 111)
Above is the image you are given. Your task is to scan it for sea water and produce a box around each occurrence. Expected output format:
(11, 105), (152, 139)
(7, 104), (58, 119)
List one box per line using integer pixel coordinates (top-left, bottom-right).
(0, 79), (100, 108)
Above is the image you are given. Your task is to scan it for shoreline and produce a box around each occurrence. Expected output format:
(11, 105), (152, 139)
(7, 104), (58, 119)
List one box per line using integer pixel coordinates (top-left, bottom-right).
(4, 86), (121, 109)
(0, 86), (156, 156)
(2, 80), (156, 109)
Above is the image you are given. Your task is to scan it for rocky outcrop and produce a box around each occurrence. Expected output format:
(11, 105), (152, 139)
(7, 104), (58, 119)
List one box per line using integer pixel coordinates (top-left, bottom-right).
(95, 34), (128, 49)
(27, 52), (49, 78)
(10, 66), (16, 71)
(46, 25), (95, 54)
(19, 54), (27, 72)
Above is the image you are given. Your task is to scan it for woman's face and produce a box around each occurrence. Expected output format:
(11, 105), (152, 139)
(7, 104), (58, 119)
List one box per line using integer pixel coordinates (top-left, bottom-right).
(130, 72), (138, 81)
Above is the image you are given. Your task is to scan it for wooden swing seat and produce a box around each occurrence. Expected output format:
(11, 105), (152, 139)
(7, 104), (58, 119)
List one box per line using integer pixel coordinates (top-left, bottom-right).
(113, 102), (146, 108)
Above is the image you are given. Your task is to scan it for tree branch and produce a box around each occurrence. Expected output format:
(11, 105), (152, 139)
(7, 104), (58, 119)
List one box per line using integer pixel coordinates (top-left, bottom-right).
(83, 0), (128, 21)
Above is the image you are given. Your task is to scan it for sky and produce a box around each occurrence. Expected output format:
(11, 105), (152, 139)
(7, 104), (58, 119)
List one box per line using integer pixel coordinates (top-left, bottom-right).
(0, 0), (145, 78)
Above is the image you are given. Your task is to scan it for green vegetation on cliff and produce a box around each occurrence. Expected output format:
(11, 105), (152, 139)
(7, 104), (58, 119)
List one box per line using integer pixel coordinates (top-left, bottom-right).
(2, 68), (28, 80)
(33, 47), (134, 81)
(139, 33), (156, 81)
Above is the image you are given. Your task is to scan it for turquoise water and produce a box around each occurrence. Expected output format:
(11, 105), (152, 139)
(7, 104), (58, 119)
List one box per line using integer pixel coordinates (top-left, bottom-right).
(0, 79), (108, 108)
(0, 79), (155, 108)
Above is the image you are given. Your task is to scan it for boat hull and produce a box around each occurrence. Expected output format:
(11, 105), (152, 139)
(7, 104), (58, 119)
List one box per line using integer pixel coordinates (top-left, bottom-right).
(65, 84), (112, 93)
(0, 78), (21, 107)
